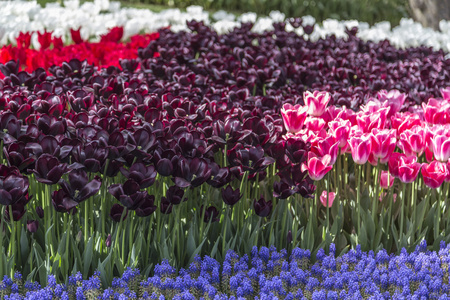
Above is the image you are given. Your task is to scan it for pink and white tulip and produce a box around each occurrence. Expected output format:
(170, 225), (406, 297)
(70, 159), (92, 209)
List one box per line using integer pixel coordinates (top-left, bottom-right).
(303, 91), (331, 117)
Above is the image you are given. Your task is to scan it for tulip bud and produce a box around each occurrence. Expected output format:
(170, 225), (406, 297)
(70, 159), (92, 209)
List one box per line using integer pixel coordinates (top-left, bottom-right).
(320, 191), (336, 208)
(287, 230), (293, 244)
(26, 220), (39, 233)
(380, 171), (394, 189)
(106, 234), (112, 248)
(76, 230), (82, 243)
(36, 206), (44, 219)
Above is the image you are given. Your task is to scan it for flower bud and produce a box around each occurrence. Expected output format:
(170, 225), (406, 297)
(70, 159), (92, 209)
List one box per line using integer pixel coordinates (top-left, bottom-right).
(26, 220), (39, 233)
(106, 234), (112, 248)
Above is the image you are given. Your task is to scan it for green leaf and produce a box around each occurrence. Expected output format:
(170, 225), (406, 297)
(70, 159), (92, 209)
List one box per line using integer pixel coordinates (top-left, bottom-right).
(83, 236), (94, 277)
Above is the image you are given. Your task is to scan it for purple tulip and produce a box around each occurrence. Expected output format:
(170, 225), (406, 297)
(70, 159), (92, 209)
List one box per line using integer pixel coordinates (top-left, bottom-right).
(253, 196), (273, 217)
(135, 194), (157, 217)
(36, 206), (44, 219)
(105, 234), (112, 247)
(221, 185), (242, 206)
(110, 204), (128, 222)
(108, 179), (147, 210)
(27, 220), (39, 233)
(201, 206), (220, 223)
(173, 157), (211, 188)
(32, 154), (68, 185)
(0, 173), (30, 206)
(120, 163), (157, 189)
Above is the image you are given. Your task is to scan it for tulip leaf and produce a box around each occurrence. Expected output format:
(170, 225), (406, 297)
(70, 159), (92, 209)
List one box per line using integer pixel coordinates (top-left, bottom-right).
(20, 227), (29, 265)
(83, 236), (94, 277)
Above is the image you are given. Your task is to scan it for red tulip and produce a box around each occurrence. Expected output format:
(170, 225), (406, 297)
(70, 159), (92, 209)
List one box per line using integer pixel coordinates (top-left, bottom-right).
(349, 134), (372, 165)
(303, 91), (331, 117)
(421, 161), (448, 189)
(320, 190), (336, 208)
(281, 103), (308, 134)
(397, 155), (422, 183)
(302, 152), (333, 181)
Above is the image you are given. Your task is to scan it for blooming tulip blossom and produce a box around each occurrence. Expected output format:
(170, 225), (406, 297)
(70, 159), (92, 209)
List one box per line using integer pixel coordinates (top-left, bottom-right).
(280, 103), (308, 134)
(370, 128), (397, 163)
(380, 171), (394, 189)
(320, 191), (336, 208)
(430, 134), (450, 162)
(303, 91), (331, 117)
(397, 155), (422, 183)
(349, 134), (372, 165)
(398, 125), (426, 157)
(302, 153), (333, 181)
(421, 161), (448, 189)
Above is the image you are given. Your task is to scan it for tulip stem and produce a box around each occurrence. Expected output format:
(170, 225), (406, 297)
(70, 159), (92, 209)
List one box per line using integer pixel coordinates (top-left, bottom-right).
(356, 164), (361, 243)
(372, 160), (380, 219)
(222, 205), (230, 255)
(435, 187), (441, 242)
(84, 200), (89, 243)
(326, 172), (330, 234)
(400, 183), (406, 249)
(0, 206), (4, 277)
(8, 205), (15, 277)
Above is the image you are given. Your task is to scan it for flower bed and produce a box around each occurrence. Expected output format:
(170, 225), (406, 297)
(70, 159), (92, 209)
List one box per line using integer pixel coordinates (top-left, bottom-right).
(2, 0), (450, 53)
(1, 242), (450, 299)
(1, 1), (450, 297)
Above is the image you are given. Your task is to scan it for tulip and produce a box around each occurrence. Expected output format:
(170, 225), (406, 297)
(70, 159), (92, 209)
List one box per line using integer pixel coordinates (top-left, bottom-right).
(105, 234), (112, 248)
(221, 186), (242, 206)
(0, 174), (30, 206)
(421, 161), (448, 189)
(253, 196), (272, 217)
(398, 125), (426, 157)
(377, 89), (406, 118)
(430, 134), (450, 162)
(328, 118), (351, 149)
(303, 91), (331, 117)
(302, 152), (333, 181)
(26, 220), (39, 233)
(202, 206), (220, 223)
(380, 171), (394, 189)
(280, 103), (308, 134)
(110, 204), (128, 222)
(370, 129), (396, 163)
(320, 191), (336, 208)
(59, 170), (102, 204)
(165, 186), (185, 205)
(35, 206), (44, 219)
(108, 179), (147, 210)
(311, 136), (339, 165)
(135, 194), (157, 217)
(273, 180), (297, 199)
(397, 155), (422, 183)
(32, 154), (68, 185)
(349, 134), (372, 165)
(120, 163), (157, 189)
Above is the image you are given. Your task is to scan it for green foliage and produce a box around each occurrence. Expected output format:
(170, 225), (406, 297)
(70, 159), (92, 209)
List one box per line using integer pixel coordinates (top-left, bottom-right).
(137, 0), (410, 26)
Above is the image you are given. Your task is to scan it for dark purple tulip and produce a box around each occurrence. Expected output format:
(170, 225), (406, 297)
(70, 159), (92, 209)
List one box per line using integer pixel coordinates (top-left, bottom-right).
(156, 158), (173, 177)
(221, 185), (241, 206)
(0, 174), (30, 206)
(273, 180), (297, 199)
(27, 220), (39, 233)
(227, 144), (275, 174)
(119, 59), (139, 72)
(5, 201), (27, 222)
(4, 142), (35, 172)
(120, 163), (157, 189)
(51, 189), (79, 213)
(253, 196), (272, 217)
(297, 178), (316, 198)
(106, 234), (112, 247)
(173, 157), (211, 188)
(207, 163), (231, 188)
(165, 185), (185, 205)
(0, 60), (19, 76)
(110, 204), (128, 222)
(108, 179), (147, 210)
(160, 196), (173, 214)
(36, 206), (44, 219)
(59, 170), (102, 204)
(0, 165), (21, 177)
(202, 206), (220, 223)
(287, 230), (293, 245)
(71, 142), (108, 174)
(32, 154), (68, 185)
(135, 194), (157, 217)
